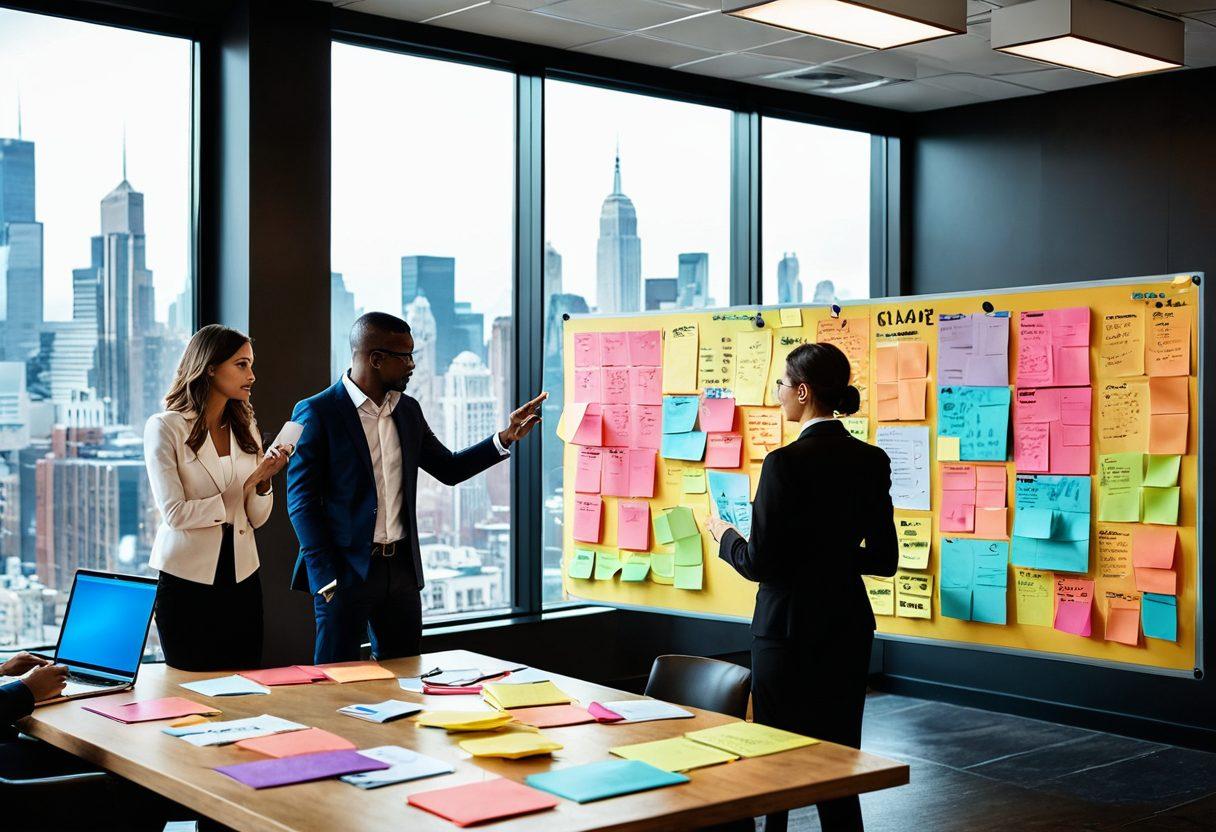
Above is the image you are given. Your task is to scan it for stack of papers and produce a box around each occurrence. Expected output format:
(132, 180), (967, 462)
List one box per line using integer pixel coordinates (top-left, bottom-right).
(340, 746), (455, 789)
(338, 700), (423, 723)
(235, 727), (355, 758)
(314, 662), (395, 683)
(458, 731), (563, 759)
(610, 737), (738, 772)
(684, 722), (818, 758)
(83, 697), (221, 724)
(588, 700), (694, 724)
(164, 714), (307, 747)
(180, 675), (270, 697)
(415, 710), (515, 732)
(495, 667), (552, 685)
(482, 681), (572, 710)
(239, 666), (325, 686)
(408, 778), (558, 826)
(526, 759), (688, 803)
(216, 750), (389, 790)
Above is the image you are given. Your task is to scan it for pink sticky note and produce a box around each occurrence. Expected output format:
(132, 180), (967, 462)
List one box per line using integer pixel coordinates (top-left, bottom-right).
(705, 433), (743, 469)
(601, 448), (630, 497)
(699, 397), (736, 433)
(975, 466), (1006, 508)
(1133, 526), (1177, 569)
(573, 495), (603, 543)
(84, 697), (219, 724)
(628, 330), (662, 366)
(1052, 306), (1091, 346)
(1014, 422), (1049, 472)
(631, 405), (663, 450)
(571, 403), (603, 446)
(573, 333), (601, 368)
(628, 449), (656, 498)
(618, 501), (651, 551)
(587, 702), (625, 723)
(1054, 601), (1092, 636)
(1048, 422), (1090, 475)
(630, 366), (663, 405)
(239, 666), (320, 687)
(575, 447), (603, 494)
(1015, 387), (1060, 424)
(601, 332), (629, 366)
(940, 464), (976, 491)
(602, 404), (631, 447)
(1017, 312), (1054, 386)
(573, 369), (601, 404)
(1054, 345), (1090, 387)
(940, 491), (976, 533)
(602, 367), (631, 404)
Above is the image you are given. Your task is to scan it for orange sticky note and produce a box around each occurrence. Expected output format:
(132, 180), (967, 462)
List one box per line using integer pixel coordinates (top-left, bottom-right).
(408, 778), (558, 827)
(1149, 413), (1188, 455)
(898, 378), (927, 421)
(1132, 526), (1177, 569)
(1133, 567), (1176, 595)
(169, 714), (210, 728)
(876, 344), (899, 384)
(316, 661), (395, 683)
(1149, 376), (1188, 415)
(975, 507), (1008, 539)
(877, 383), (900, 421)
(897, 341), (929, 379)
(235, 727), (355, 758)
(1105, 601), (1141, 646)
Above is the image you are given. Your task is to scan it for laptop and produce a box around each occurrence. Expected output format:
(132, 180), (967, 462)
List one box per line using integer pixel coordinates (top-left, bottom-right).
(34, 569), (158, 705)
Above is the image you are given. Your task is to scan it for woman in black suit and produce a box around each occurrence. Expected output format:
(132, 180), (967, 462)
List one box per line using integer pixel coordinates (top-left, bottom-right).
(707, 342), (898, 832)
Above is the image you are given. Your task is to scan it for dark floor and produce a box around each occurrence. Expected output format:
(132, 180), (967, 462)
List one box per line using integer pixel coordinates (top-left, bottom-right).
(770, 692), (1216, 832)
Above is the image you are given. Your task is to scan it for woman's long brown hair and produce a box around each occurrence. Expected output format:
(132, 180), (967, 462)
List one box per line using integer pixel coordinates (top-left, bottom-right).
(163, 324), (262, 456)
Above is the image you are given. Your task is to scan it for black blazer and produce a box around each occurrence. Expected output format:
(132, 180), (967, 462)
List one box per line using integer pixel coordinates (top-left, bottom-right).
(719, 419), (898, 639)
(286, 379), (506, 594)
(1, 680), (34, 737)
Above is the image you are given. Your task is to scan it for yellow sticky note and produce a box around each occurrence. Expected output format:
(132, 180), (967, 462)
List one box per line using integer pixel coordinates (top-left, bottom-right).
(1014, 568), (1053, 627)
(734, 329), (773, 406)
(459, 732), (563, 759)
(1099, 309), (1144, 377)
(482, 681), (573, 710)
(611, 738), (738, 772)
(937, 435), (961, 461)
(841, 417), (868, 442)
(863, 576), (894, 616)
(779, 308), (802, 328)
(684, 722), (817, 758)
(895, 571), (932, 619)
(682, 469), (707, 494)
(895, 516), (931, 569)
(662, 323), (699, 393)
(416, 711), (515, 732)
(169, 714), (210, 728)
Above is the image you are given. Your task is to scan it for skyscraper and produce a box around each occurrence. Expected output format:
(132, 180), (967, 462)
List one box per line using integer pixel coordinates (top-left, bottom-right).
(404, 291), (438, 414)
(441, 352), (495, 545)
(777, 252), (802, 304)
(0, 363), (30, 452)
(330, 271), (361, 381)
(595, 150), (641, 313)
(402, 255), (458, 369)
(0, 135), (44, 362)
(544, 242), (562, 296)
(677, 252), (708, 307)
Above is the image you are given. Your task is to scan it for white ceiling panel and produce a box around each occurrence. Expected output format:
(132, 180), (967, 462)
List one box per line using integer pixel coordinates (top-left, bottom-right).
(918, 72), (1039, 102)
(996, 67), (1109, 91)
(573, 34), (718, 67)
(825, 50), (924, 81)
(428, 1), (621, 47)
(643, 11), (793, 51)
(833, 80), (989, 111)
(341, 0), (488, 21)
(535, 0), (705, 31)
(742, 33), (868, 64)
(675, 51), (809, 79)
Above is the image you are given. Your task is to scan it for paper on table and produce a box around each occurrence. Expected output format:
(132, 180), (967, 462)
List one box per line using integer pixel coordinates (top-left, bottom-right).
(167, 715), (307, 747)
(937, 312), (1009, 386)
(698, 397), (736, 432)
(526, 759), (689, 804)
(236, 727), (355, 758)
(863, 576), (895, 616)
(316, 662), (394, 683)
(216, 750), (389, 790)
(705, 433), (743, 468)
(628, 330), (662, 366)
(630, 366), (663, 406)
(1145, 305), (1190, 377)
(937, 386), (1011, 461)
(573, 495), (603, 543)
(84, 697), (221, 724)
(1014, 568), (1053, 626)
(662, 324), (699, 394)
(610, 738), (738, 772)
(239, 666), (321, 687)
(661, 431), (707, 462)
(408, 777), (558, 827)
(1098, 310), (1144, 377)
(734, 330), (773, 406)
(180, 675), (270, 697)
(1141, 592), (1177, 641)
(617, 501), (651, 551)
(1053, 577), (1094, 637)
(267, 421), (304, 455)
(338, 700), (424, 724)
(895, 516), (931, 569)
(340, 746), (455, 789)
(875, 425), (931, 511)
(508, 705), (596, 728)
(482, 681), (572, 710)
(459, 732), (563, 759)
(415, 711), (514, 732)
(685, 721), (818, 758)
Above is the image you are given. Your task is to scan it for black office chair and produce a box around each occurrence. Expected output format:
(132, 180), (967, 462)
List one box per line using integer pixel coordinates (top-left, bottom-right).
(644, 654), (752, 718)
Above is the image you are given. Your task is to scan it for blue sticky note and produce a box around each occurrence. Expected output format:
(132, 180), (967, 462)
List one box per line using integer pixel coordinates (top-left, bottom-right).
(937, 386), (1011, 461)
(526, 759), (689, 803)
(940, 538), (974, 589)
(662, 396), (699, 434)
(661, 431), (707, 461)
(972, 586), (1007, 625)
(706, 471), (750, 525)
(1012, 507), (1053, 540)
(941, 587), (972, 621)
(1141, 593), (1177, 642)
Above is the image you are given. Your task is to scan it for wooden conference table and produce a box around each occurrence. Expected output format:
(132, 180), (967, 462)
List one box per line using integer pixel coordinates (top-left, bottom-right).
(20, 650), (908, 831)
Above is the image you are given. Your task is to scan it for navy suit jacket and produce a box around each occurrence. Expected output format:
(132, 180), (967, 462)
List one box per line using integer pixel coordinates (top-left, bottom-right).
(286, 379), (506, 594)
(2, 680), (34, 738)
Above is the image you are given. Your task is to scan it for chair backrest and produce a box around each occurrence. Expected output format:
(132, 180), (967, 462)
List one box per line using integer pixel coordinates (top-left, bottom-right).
(644, 654), (751, 718)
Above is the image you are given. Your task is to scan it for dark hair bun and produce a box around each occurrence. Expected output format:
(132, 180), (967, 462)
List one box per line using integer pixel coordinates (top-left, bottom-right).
(835, 385), (861, 415)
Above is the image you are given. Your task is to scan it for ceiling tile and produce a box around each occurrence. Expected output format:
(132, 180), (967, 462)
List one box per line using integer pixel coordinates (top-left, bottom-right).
(828, 80), (988, 111)
(661, 0), (726, 9)
(535, 0), (701, 30)
(996, 67), (1108, 91)
(1145, 1), (1216, 12)
(897, 31), (1044, 75)
(743, 33), (869, 64)
(490, 0), (560, 9)
(645, 11), (793, 51)
(573, 33), (718, 67)
(675, 51), (809, 79)
(343, 0), (490, 20)
(918, 72), (1039, 102)
(1183, 21), (1216, 67)
(824, 50), (925, 81)
(428, 2), (622, 47)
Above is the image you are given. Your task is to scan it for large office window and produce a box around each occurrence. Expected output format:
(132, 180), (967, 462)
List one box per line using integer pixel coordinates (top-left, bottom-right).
(331, 44), (515, 621)
(541, 80), (732, 605)
(0, 9), (193, 651)
(761, 117), (871, 304)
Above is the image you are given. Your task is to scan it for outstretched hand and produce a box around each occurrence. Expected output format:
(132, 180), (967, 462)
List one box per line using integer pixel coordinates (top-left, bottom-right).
(499, 392), (549, 447)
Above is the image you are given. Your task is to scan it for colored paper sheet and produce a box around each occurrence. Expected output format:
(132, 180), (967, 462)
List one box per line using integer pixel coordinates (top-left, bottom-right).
(661, 431), (707, 461)
(169, 715), (210, 728)
(674, 536), (703, 567)
(841, 417), (868, 442)
(568, 549), (595, 580)
(571, 403), (603, 446)
(618, 501), (651, 551)
(621, 554), (651, 582)
(573, 495), (603, 543)
(85, 697), (221, 724)
(937, 435), (961, 461)
(575, 447), (602, 494)
(779, 308), (802, 328)
(573, 369), (601, 405)
(526, 759), (689, 804)
(601, 448), (629, 497)
(1134, 567), (1176, 595)
(1143, 486), (1180, 526)
(601, 404), (631, 447)
(602, 367), (630, 404)
(1053, 577), (1094, 637)
(216, 750), (389, 790)
(898, 340), (929, 379)
(734, 329), (773, 406)
(674, 564), (703, 591)
(630, 366), (663, 406)
(408, 778), (558, 827)
(895, 515), (931, 569)
(180, 675), (269, 697)
(705, 432), (743, 468)
(699, 397), (736, 432)
(940, 538), (1009, 624)
(1097, 527), (1132, 579)
(557, 402), (590, 444)
(706, 470), (752, 538)
(631, 404), (663, 449)
(1133, 526), (1176, 569)
(483, 681), (572, 710)
(1098, 310), (1144, 377)
(685, 721), (818, 758)
(666, 506), (699, 540)
(875, 425), (931, 511)
(165, 715), (306, 747)
(1104, 595), (1141, 646)
(238, 667), (320, 687)
(629, 449), (657, 498)
(317, 662), (395, 683)
(1148, 374), (1189, 455)
(682, 469), (707, 494)
(876, 343), (898, 384)
(591, 700), (694, 723)
(510, 705), (596, 729)
(1014, 568), (1053, 626)
(742, 408), (782, 456)
(817, 316), (871, 415)
(459, 732), (563, 760)
(937, 386), (1011, 461)
(610, 738), (738, 772)
(876, 382), (900, 422)
(975, 507), (1008, 539)
(1144, 305), (1190, 377)
(898, 378), (928, 421)
(766, 333), (807, 406)
(1098, 452), (1143, 522)
(1016, 307), (1091, 387)
(1141, 592), (1177, 641)
(1013, 387), (1092, 475)
(937, 312), (1010, 386)
(652, 512), (674, 546)
(415, 711), (514, 732)
(593, 550), (622, 581)
(1144, 454), (1180, 488)
(236, 728), (354, 759)
(863, 576), (895, 616)
(662, 395), (700, 433)
(1011, 475), (1091, 573)
(1097, 380), (1149, 454)
(628, 330), (662, 366)
(976, 466), (1007, 507)
(595, 331), (625, 366)
(573, 332), (601, 367)
(895, 571), (932, 619)
(340, 746), (455, 790)
(662, 323), (699, 394)
(698, 335), (735, 392)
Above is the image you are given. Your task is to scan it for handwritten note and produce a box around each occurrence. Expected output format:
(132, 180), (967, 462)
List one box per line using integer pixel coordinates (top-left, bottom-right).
(1014, 568), (1053, 626)
(734, 330), (772, 406)
(698, 333), (735, 392)
(1097, 452), (1142, 522)
(662, 396), (699, 434)
(766, 334), (806, 406)
(706, 470), (752, 539)
(1013, 387), (1092, 475)
(602, 367), (630, 404)
(617, 502), (651, 551)
(573, 496), (603, 544)
(1098, 310), (1144, 377)
(743, 408), (782, 460)
(631, 405), (662, 450)
(940, 537), (1009, 624)
(705, 433), (743, 469)
(874, 425), (930, 511)
(662, 324), (699, 393)
(841, 417), (868, 442)
(937, 312), (1010, 386)
(601, 332), (629, 366)
(630, 366), (662, 405)
(1011, 474), (1091, 573)
(1096, 527), (1132, 579)
(698, 397), (736, 432)
(627, 330), (662, 366)
(629, 449), (656, 498)
(1097, 380), (1148, 454)
(573, 332), (601, 367)
(575, 447), (602, 494)
(895, 571), (932, 619)
(895, 515), (931, 569)
(1016, 307), (1090, 387)
(602, 404), (631, 447)
(568, 549), (595, 580)
(661, 432), (707, 462)
(1145, 305), (1190, 377)
(937, 386), (1011, 461)
(573, 369), (601, 404)
(1053, 577), (1094, 637)
(863, 576), (894, 616)
(817, 316), (870, 415)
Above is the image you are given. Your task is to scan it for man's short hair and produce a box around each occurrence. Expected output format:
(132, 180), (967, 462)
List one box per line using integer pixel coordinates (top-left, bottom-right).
(350, 311), (411, 354)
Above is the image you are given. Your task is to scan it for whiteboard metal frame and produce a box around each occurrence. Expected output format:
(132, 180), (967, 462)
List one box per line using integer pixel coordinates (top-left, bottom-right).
(565, 271), (1204, 680)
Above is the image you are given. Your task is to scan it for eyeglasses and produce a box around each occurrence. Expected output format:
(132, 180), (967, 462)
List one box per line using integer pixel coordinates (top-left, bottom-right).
(773, 378), (792, 397)
(372, 348), (417, 362)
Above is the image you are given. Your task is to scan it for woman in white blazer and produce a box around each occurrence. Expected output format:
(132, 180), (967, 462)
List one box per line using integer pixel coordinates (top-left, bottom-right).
(144, 325), (291, 670)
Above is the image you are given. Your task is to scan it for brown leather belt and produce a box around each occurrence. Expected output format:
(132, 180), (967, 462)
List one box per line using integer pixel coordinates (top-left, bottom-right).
(372, 540), (401, 558)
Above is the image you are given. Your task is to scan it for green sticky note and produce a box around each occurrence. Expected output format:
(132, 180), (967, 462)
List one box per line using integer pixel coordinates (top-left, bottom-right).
(1142, 486), (1180, 526)
(594, 551), (623, 580)
(653, 512), (674, 546)
(682, 470), (707, 494)
(621, 555), (651, 582)
(569, 549), (595, 580)
(1098, 452), (1144, 523)
(674, 564), (703, 591)
(1144, 454), (1181, 488)
(667, 507), (698, 540)
(651, 553), (675, 580)
(674, 536), (703, 567)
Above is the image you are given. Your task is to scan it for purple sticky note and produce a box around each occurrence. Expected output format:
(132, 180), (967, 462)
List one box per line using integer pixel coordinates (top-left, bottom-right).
(215, 750), (389, 789)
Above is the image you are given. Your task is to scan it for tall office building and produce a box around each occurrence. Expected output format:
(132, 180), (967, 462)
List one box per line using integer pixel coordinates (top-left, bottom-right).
(544, 241), (562, 297)
(454, 302), (485, 362)
(0, 462), (19, 563)
(645, 277), (677, 310)
(0, 363), (30, 452)
(404, 291), (438, 414)
(402, 255), (459, 370)
(812, 279), (837, 304)
(441, 352), (495, 545)
(486, 315), (512, 512)
(0, 136), (44, 362)
(677, 252), (709, 307)
(595, 150), (641, 313)
(330, 271), (361, 381)
(777, 252), (802, 304)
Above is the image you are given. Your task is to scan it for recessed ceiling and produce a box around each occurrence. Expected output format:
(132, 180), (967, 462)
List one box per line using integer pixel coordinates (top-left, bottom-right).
(323, 0), (1216, 111)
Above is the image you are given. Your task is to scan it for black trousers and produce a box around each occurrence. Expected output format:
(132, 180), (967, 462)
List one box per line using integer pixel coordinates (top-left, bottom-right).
(751, 627), (875, 832)
(155, 525), (263, 671)
(312, 549), (422, 664)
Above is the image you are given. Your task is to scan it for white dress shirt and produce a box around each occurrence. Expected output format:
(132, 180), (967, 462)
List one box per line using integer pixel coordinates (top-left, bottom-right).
(799, 415), (837, 437)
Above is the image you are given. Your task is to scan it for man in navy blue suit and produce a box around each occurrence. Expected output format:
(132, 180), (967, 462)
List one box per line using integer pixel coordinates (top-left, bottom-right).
(287, 311), (546, 663)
